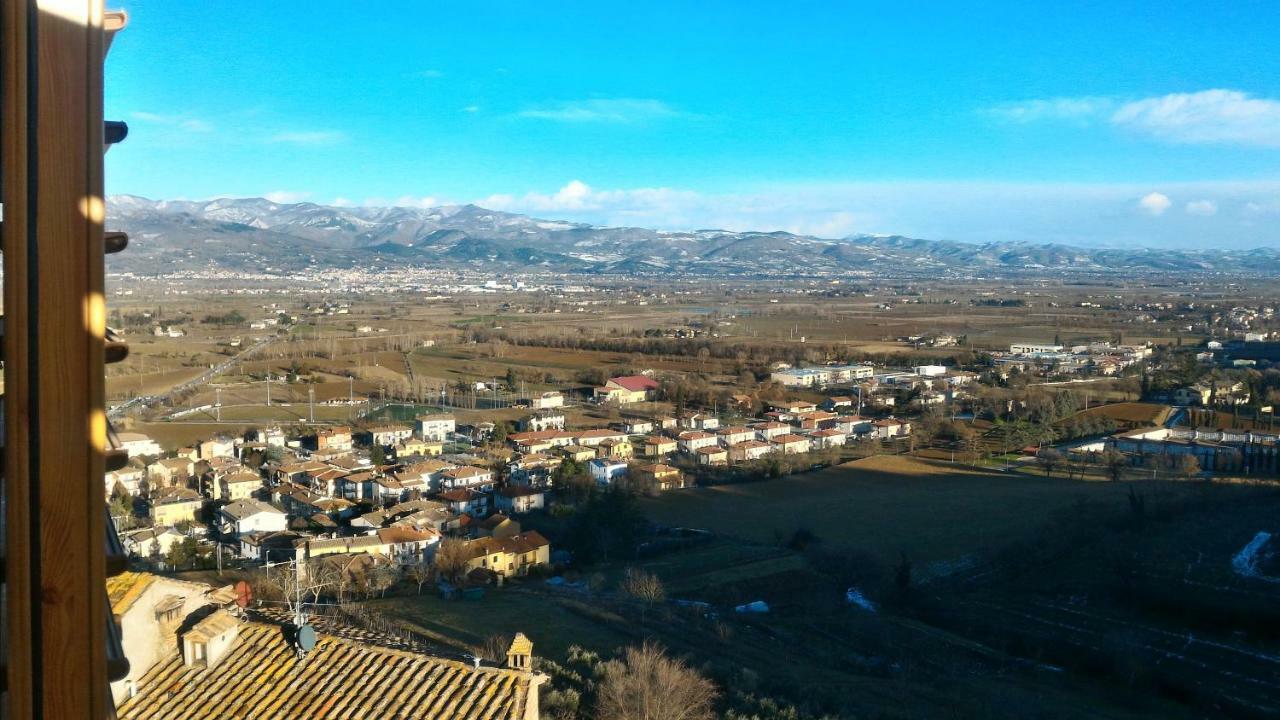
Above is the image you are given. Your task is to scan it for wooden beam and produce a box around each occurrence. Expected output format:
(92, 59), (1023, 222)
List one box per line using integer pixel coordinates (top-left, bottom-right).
(4, 0), (109, 717)
(3, 0), (36, 715)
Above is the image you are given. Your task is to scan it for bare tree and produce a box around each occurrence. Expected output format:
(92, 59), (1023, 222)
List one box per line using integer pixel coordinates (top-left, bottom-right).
(1036, 448), (1064, 477)
(434, 538), (471, 584)
(406, 561), (433, 595)
(619, 568), (666, 604)
(596, 641), (718, 720)
(480, 633), (513, 664)
(1102, 450), (1128, 482)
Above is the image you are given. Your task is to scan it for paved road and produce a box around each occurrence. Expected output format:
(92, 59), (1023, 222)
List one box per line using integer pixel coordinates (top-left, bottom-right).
(107, 335), (276, 419)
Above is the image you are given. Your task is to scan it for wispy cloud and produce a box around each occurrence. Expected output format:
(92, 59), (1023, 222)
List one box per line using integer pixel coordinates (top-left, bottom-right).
(1185, 199), (1218, 216)
(984, 89), (1280, 147)
(269, 130), (345, 145)
(462, 105), (480, 113)
(130, 111), (213, 132)
(982, 97), (1113, 124)
(516, 98), (691, 123)
(416, 69), (445, 78)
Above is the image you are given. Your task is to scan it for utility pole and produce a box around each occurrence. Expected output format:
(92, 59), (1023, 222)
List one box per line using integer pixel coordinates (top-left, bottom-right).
(216, 388), (222, 422)
(309, 387), (315, 423)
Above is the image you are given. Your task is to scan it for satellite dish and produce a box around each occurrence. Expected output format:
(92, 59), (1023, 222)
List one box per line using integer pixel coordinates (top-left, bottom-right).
(234, 581), (253, 608)
(297, 623), (317, 652)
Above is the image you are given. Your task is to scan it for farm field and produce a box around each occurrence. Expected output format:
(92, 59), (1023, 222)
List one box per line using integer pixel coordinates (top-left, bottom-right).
(640, 455), (1197, 567)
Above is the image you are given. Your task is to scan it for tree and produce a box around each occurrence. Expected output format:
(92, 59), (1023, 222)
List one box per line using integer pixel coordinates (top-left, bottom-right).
(619, 568), (666, 624)
(1036, 448), (1064, 477)
(435, 538), (471, 584)
(480, 633), (513, 664)
(596, 641), (718, 720)
(406, 561), (433, 594)
(366, 562), (399, 598)
(370, 444), (387, 466)
(1102, 450), (1128, 482)
(1177, 454), (1202, 481)
(165, 536), (199, 570)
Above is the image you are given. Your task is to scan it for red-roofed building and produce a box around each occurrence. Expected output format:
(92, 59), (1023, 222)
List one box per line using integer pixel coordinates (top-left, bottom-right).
(594, 375), (660, 404)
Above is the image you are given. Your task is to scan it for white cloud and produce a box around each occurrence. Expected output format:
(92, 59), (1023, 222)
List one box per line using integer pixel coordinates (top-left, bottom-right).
(1111, 89), (1280, 147)
(987, 89), (1280, 147)
(983, 97), (1113, 124)
(1185, 199), (1218, 216)
(517, 98), (689, 123)
(462, 105), (480, 113)
(331, 197), (353, 207)
(269, 130), (345, 145)
(1138, 192), (1172, 215)
(417, 69), (445, 78)
(392, 195), (444, 208)
(130, 111), (213, 132)
(264, 190), (311, 203)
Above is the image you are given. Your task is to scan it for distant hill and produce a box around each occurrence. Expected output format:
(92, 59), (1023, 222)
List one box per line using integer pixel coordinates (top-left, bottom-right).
(106, 195), (1280, 277)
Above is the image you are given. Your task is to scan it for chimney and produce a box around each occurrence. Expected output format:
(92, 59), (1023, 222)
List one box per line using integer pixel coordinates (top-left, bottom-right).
(181, 608), (241, 670)
(505, 632), (532, 671)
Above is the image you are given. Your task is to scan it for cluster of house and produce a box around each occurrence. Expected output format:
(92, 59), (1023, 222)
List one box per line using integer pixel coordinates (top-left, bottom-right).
(994, 341), (1151, 376)
(107, 416), (551, 585)
(511, 391), (910, 487)
(108, 371), (919, 584)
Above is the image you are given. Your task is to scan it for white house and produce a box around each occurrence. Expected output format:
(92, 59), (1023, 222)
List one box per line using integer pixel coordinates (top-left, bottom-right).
(495, 486), (547, 514)
(678, 431), (719, 454)
(415, 414), (456, 441)
(589, 458), (629, 485)
(440, 465), (494, 491)
(218, 499), (287, 537)
(369, 424), (414, 447)
(116, 432), (162, 458)
(728, 439), (773, 462)
(529, 391), (564, 410)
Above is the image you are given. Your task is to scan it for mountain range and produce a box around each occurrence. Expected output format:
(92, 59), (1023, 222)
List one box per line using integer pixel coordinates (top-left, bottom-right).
(105, 195), (1280, 278)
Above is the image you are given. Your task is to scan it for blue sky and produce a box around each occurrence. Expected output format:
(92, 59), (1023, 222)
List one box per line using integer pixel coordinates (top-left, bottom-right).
(105, 1), (1280, 246)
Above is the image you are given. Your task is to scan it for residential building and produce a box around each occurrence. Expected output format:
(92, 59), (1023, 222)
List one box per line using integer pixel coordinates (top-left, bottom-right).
(696, 446), (729, 465)
(199, 436), (236, 460)
(873, 418), (911, 439)
(589, 458), (629, 485)
(218, 470), (262, 501)
(520, 411), (566, 432)
(575, 428), (629, 447)
(771, 364), (873, 388)
(810, 428), (848, 448)
(441, 465), (495, 491)
(148, 457), (194, 489)
(462, 531), (552, 579)
(642, 436), (678, 457)
(316, 427), (353, 452)
(369, 424), (413, 447)
(753, 422), (790, 441)
(218, 499), (288, 537)
(772, 434), (811, 455)
(717, 426), (755, 446)
(117, 432), (163, 458)
(593, 375), (660, 404)
(529, 390), (565, 409)
(631, 463), (689, 490)
(678, 430), (719, 454)
(121, 526), (184, 559)
(150, 487), (203, 526)
(415, 414), (457, 441)
(597, 438), (634, 459)
(728, 439), (774, 462)
(438, 489), (489, 516)
(495, 486), (548, 514)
